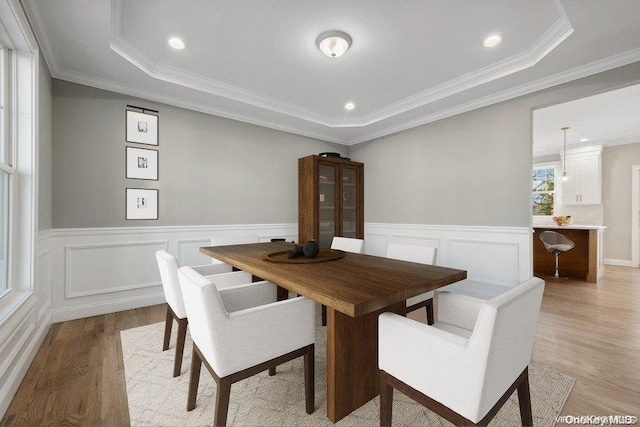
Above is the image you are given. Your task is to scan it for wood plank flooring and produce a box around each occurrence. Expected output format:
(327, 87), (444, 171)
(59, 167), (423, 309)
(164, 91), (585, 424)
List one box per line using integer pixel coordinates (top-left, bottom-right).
(2, 266), (639, 426)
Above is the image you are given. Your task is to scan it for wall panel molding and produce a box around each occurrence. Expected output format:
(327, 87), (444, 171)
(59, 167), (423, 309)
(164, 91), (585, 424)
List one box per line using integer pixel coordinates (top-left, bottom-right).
(50, 223), (298, 323)
(365, 223), (532, 285)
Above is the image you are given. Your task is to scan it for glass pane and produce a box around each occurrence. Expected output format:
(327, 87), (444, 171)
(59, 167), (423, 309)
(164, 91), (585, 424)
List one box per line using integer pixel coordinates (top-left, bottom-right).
(0, 170), (8, 292)
(532, 192), (554, 215)
(342, 167), (357, 238)
(318, 164), (336, 248)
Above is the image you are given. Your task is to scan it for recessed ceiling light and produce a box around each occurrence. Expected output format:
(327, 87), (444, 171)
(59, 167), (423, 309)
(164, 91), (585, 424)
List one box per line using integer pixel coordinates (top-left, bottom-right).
(168, 37), (185, 50)
(344, 102), (355, 110)
(483, 35), (501, 47)
(579, 138), (589, 142)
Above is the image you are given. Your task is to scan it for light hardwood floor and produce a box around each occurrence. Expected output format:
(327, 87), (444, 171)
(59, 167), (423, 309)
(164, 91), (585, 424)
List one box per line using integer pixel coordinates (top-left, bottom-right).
(1, 266), (639, 426)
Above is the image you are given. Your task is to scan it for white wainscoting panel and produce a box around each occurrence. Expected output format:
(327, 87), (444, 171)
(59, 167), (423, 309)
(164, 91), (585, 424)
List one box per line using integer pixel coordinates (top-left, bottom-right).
(365, 223), (532, 286)
(65, 241), (168, 298)
(50, 223), (298, 323)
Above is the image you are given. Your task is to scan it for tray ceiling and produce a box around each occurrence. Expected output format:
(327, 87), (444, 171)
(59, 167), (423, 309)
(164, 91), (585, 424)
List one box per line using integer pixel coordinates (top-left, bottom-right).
(23, 0), (640, 145)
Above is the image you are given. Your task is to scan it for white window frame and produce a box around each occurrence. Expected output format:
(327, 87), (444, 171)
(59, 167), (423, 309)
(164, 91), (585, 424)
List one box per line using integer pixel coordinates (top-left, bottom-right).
(0, 0), (38, 312)
(532, 161), (562, 224)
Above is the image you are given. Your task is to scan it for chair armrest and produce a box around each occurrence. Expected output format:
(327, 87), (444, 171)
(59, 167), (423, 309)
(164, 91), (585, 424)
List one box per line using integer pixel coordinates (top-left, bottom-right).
(435, 291), (485, 331)
(214, 296), (316, 377)
(205, 271), (253, 290)
(218, 280), (276, 312)
(379, 313), (485, 412)
(191, 263), (233, 276)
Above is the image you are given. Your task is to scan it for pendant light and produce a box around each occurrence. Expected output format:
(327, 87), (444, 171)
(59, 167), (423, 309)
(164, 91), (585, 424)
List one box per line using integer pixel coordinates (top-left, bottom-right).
(560, 127), (570, 182)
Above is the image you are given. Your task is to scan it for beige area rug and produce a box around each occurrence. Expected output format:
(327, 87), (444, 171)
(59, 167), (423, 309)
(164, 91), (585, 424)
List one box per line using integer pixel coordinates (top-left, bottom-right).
(121, 321), (574, 427)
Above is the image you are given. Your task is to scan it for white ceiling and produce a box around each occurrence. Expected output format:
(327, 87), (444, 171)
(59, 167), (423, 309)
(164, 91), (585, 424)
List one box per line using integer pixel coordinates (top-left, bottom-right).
(533, 84), (640, 156)
(23, 0), (640, 145)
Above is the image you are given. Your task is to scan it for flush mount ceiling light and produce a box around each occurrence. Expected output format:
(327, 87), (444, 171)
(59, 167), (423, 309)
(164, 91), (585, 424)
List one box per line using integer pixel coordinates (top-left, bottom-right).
(483, 35), (502, 47)
(579, 138), (589, 142)
(561, 127), (570, 182)
(168, 37), (185, 50)
(317, 31), (352, 58)
(344, 102), (355, 110)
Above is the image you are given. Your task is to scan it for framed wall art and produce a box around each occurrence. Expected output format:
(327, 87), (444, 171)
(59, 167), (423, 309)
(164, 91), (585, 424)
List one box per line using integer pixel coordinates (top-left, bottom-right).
(126, 188), (158, 220)
(126, 110), (158, 145)
(126, 146), (158, 180)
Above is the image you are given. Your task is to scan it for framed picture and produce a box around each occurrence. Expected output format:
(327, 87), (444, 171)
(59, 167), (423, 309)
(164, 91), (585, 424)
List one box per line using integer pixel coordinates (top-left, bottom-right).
(126, 146), (158, 180)
(126, 110), (158, 145)
(126, 188), (158, 220)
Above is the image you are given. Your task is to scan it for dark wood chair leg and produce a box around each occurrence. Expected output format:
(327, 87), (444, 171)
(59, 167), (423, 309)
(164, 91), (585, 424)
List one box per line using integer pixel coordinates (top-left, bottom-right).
(426, 299), (434, 325)
(321, 305), (327, 326)
(517, 367), (533, 426)
(268, 367), (276, 376)
(304, 344), (315, 414)
(173, 318), (188, 377)
(214, 377), (232, 427)
(162, 306), (173, 351)
(187, 346), (203, 411)
(379, 370), (393, 426)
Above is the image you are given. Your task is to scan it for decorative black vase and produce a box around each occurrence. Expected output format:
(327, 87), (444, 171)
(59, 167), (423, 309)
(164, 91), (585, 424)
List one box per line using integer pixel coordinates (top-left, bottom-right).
(303, 239), (320, 258)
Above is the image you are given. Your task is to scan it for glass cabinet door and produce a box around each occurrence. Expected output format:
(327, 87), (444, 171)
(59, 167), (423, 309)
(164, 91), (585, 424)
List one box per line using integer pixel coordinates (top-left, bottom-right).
(341, 166), (358, 238)
(318, 163), (337, 248)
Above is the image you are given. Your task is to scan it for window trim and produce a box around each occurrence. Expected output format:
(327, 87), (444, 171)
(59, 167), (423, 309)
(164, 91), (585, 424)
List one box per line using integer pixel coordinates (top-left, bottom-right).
(0, 0), (38, 311)
(532, 161), (561, 220)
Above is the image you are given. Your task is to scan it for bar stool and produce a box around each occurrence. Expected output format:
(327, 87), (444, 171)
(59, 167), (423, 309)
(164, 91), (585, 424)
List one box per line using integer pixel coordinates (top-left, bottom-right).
(539, 231), (575, 279)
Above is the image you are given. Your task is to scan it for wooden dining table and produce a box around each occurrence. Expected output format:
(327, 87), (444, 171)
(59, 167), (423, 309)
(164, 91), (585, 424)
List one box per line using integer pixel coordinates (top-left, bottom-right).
(200, 241), (466, 422)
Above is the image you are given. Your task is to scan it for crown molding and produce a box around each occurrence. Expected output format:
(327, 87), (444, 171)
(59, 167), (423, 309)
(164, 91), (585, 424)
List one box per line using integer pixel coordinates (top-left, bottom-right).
(109, 0), (572, 129)
(110, 0), (334, 127)
(52, 66), (348, 144)
(22, 0), (640, 146)
(347, 48), (640, 145)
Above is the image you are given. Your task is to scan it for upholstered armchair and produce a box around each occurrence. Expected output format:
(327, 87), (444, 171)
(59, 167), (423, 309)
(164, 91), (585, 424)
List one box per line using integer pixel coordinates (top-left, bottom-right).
(155, 250), (252, 377)
(386, 243), (437, 324)
(379, 277), (545, 426)
(178, 266), (316, 427)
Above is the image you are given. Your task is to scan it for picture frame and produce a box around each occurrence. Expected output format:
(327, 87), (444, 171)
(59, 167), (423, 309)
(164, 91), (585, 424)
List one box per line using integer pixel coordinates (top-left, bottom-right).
(126, 188), (158, 220)
(126, 146), (158, 180)
(126, 110), (158, 146)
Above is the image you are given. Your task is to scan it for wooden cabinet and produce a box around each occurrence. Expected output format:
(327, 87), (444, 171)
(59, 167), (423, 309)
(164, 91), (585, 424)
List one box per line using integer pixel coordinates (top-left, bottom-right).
(562, 148), (601, 205)
(298, 155), (364, 248)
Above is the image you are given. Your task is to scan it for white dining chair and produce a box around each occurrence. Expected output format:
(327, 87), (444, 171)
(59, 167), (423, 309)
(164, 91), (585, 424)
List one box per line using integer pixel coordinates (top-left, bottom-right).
(331, 236), (364, 254)
(386, 243), (437, 324)
(178, 266), (316, 426)
(155, 250), (255, 377)
(319, 236), (366, 325)
(379, 277), (544, 426)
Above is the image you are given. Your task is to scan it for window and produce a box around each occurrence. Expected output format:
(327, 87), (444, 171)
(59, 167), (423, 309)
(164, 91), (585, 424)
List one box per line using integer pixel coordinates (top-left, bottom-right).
(532, 165), (556, 216)
(0, 44), (9, 295)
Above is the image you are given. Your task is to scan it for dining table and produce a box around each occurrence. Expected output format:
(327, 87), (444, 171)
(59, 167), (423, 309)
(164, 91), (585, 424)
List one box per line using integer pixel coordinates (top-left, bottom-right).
(200, 241), (467, 422)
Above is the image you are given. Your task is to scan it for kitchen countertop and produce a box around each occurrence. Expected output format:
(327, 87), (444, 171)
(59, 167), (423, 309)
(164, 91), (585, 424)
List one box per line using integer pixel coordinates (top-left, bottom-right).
(533, 224), (607, 230)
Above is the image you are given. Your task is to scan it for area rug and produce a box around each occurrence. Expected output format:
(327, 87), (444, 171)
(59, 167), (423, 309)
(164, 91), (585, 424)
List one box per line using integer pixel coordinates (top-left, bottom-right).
(121, 321), (574, 427)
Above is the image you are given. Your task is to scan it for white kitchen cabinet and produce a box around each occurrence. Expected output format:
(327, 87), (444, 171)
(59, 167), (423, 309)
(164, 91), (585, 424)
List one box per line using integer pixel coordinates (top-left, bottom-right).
(561, 147), (601, 205)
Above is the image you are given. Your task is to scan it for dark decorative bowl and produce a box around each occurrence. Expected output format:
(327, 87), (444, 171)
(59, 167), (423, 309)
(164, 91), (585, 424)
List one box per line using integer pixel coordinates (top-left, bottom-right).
(319, 152), (341, 158)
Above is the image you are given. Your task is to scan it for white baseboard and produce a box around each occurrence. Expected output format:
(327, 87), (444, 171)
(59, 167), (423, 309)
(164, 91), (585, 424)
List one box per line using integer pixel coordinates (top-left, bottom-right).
(604, 258), (633, 267)
(51, 292), (166, 323)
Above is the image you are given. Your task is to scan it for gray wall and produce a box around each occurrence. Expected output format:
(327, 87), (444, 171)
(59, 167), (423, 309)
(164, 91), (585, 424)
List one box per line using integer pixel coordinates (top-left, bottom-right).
(38, 53), (53, 230)
(602, 142), (640, 261)
(349, 63), (640, 228)
(52, 80), (345, 228)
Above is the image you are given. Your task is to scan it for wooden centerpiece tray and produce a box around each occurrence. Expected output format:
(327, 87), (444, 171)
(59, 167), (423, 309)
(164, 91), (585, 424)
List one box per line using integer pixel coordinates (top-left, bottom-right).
(264, 248), (345, 264)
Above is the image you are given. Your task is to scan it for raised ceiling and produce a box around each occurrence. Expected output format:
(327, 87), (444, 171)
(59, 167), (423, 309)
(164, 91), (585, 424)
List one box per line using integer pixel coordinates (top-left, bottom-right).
(23, 0), (640, 145)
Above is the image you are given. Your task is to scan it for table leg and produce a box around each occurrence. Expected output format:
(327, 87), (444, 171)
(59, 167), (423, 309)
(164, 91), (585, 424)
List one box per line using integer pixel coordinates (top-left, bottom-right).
(326, 302), (405, 422)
